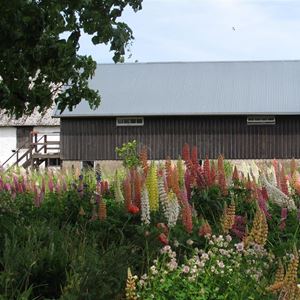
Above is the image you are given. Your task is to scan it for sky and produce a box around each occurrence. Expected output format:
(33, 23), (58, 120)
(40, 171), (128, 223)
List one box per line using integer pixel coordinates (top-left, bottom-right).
(77, 0), (300, 63)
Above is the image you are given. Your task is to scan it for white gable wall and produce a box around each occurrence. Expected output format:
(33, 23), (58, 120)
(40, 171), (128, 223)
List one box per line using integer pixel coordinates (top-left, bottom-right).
(0, 127), (17, 165)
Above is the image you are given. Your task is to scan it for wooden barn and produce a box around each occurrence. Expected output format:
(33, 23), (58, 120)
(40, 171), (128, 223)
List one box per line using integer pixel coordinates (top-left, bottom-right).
(54, 60), (300, 167)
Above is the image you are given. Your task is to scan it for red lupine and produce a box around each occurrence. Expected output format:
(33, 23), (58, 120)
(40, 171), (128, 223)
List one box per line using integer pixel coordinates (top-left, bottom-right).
(198, 221), (212, 237)
(218, 171), (228, 196)
(232, 166), (239, 182)
(203, 156), (211, 186)
(210, 163), (216, 185)
(139, 146), (149, 175)
(123, 176), (132, 211)
(133, 173), (142, 208)
(191, 146), (199, 165)
(182, 143), (190, 162)
(158, 233), (169, 245)
(128, 204), (140, 214)
(184, 171), (192, 201)
(180, 191), (193, 233)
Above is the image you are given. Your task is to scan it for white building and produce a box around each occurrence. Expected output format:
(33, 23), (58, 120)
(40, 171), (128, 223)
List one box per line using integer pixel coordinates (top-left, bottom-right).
(0, 107), (60, 168)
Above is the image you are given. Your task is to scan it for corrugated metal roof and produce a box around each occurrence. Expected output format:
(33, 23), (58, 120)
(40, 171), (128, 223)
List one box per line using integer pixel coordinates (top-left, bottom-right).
(0, 106), (60, 126)
(54, 60), (300, 117)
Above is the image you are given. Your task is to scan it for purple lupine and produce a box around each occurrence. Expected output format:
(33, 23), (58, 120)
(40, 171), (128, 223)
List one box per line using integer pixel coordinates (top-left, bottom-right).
(297, 208), (300, 221)
(232, 215), (246, 240)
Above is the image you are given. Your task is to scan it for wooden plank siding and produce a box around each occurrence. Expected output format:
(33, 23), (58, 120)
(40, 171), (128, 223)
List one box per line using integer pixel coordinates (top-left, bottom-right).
(60, 116), (300, 160)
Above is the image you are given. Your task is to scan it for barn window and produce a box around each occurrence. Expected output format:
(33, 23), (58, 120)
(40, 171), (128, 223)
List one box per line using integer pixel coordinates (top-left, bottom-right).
(247, 116), (276, 125)
(116, 117), (144, 126)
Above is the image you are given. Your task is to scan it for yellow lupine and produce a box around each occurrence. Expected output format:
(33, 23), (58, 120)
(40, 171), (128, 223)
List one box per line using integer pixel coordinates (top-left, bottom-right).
(146, 163), (159, 211)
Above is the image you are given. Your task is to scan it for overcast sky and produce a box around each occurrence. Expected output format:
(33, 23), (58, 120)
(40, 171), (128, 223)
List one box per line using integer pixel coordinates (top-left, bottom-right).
(78, 0), (300, 63)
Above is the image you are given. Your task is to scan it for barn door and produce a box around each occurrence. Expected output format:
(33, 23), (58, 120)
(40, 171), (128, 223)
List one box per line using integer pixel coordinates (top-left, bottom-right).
(16, 126), (33, 148)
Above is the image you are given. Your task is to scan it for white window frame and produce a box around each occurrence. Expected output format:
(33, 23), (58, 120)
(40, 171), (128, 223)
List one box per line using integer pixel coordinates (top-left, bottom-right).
(247, 116), (276, 125)
(116, 117), (144, 127)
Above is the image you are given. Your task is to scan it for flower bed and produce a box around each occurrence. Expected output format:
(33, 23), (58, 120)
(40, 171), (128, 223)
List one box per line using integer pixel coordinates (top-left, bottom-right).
(0, 144), (299, 299)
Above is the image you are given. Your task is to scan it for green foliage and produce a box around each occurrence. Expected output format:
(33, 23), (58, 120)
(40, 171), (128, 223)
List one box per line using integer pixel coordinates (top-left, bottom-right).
(0, 0), (142, 117)
(116, 140), (140, 169)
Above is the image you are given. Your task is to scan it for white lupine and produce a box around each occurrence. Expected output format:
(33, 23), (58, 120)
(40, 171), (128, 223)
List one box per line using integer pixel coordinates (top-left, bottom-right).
(114, 171), (124, 203)
(141, 187), (151, 225)
(158, 175), (169, 219)
(167, 192), (180, 228)
(260, 173), (296, 210)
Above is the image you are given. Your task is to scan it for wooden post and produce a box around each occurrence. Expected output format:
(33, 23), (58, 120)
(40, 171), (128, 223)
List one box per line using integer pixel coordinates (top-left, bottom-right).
(34, 133), (38, 152)
(44, 135), (47, 154)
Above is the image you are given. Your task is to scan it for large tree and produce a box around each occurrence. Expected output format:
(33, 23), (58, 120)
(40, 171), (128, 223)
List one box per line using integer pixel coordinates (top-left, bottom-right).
(0, 0), (142, 117)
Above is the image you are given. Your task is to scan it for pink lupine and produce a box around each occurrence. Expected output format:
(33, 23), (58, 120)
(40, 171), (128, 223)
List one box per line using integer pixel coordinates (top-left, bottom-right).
(4, 183), (11, 191)
(280, 167), (289, 196)
(257, 189), (272, 220)
(41, 178), (46, 194)
(48, 177), (54, 193)
(279, 207), (288, 231)
(56, 181), (61, 193)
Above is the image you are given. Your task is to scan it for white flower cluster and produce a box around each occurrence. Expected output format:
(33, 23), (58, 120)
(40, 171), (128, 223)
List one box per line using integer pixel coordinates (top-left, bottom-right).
(157, 176), (180, 227)
(114, 171), (124, 203)
(141, 187), (151, 225)
(167, 192), (180, 228)
(260, 173), (296, 210)
(158, 176), (169, 217)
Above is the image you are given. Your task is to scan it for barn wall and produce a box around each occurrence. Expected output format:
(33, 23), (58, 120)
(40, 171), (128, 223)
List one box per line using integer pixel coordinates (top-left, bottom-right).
(0, 127), (17, 165)
(60, 116), (300, 160)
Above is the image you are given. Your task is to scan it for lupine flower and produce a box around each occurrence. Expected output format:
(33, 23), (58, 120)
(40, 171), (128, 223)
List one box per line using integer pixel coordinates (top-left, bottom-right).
(128, 204), (140, 214)
(158, 233), (169, 245)
(177, 157), (185, 188)
(114, 170), (124, 203)
(279, 207), (288, 231)
(123, 175), (132, 211)
(141, 187), (150, 225)
(180, 190), (193, 233)
(146, 163), (159, 211)
(198, 221), (212, 237)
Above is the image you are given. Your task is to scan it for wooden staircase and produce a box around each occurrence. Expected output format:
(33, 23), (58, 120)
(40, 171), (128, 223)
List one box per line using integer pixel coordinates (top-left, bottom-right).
(1, 131), (60, 170)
